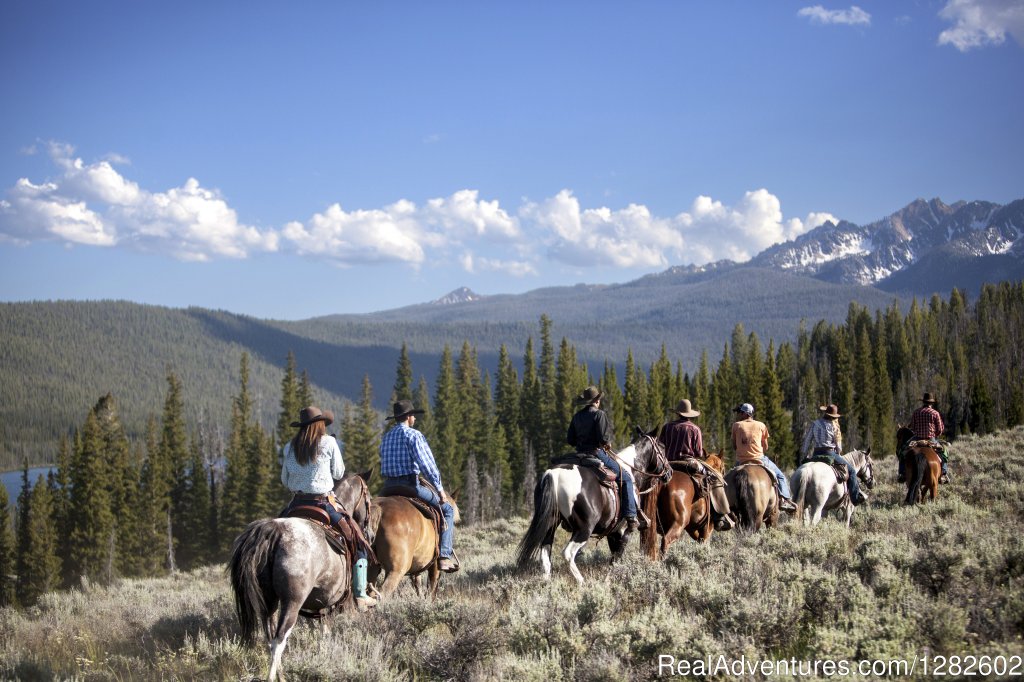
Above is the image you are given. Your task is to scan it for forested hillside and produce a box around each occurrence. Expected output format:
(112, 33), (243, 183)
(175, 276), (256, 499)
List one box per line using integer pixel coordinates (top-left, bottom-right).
(0, 267), (901, 468)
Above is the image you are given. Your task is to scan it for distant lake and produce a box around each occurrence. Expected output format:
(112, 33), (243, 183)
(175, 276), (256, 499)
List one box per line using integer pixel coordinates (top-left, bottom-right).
(1, 467), (56, 506)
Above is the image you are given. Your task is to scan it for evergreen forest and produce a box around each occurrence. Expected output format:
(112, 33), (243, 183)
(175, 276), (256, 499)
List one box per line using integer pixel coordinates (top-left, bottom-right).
(1, 281), (1022, 609)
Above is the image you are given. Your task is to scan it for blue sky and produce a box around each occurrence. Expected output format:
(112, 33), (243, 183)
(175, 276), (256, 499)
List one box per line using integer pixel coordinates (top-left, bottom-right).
(1, 1), (1022, 319)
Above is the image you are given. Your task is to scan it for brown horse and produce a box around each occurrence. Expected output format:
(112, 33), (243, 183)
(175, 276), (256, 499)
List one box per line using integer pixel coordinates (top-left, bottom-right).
(640, 452), (726, 559)
(367, 493), (461, 598)
(897, 425), (941, 505)
(725, 462), (779, 531)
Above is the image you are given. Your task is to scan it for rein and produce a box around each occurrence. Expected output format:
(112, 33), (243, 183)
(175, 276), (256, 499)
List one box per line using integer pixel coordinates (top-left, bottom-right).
(611, 435), (670, 495)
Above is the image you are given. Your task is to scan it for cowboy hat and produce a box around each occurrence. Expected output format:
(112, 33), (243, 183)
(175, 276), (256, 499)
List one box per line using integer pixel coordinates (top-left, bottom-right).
(821, 404), (841, 419)
(386, 399), (425, 421)
(920, 392), (938, 405)
(672, 399), (700, 418)
(290, 405), (332, 428)
(575, 385), (602, 405)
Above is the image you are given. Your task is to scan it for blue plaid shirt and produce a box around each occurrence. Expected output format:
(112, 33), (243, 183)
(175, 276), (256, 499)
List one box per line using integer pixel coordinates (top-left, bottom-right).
(379, 423), (444, 494)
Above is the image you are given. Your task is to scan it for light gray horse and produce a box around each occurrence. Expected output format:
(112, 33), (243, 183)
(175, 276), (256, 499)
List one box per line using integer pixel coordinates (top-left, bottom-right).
(790, 448), (874, 527)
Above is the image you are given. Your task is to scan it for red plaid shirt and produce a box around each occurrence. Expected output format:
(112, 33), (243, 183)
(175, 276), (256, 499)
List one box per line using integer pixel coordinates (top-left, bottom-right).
(910, 405), (944, 440)
(658, 419), (703, 461)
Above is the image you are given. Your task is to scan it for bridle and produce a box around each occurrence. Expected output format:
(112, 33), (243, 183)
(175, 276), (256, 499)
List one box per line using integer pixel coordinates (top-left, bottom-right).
(857, 451), (875, 490)
(613, 434), (672, 495)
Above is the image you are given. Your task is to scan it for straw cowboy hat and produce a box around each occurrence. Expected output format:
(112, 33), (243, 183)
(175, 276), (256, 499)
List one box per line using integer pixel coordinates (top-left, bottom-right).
(386, 399), (425, 422)
(575, 386), (602, 405)
(290, 405), (333, 428)
(920, 392), (938, 405)
(672, 399), (700, 418)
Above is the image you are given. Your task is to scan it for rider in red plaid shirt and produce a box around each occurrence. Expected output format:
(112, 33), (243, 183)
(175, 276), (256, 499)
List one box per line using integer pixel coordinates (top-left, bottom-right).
(900, 392), (949, 484)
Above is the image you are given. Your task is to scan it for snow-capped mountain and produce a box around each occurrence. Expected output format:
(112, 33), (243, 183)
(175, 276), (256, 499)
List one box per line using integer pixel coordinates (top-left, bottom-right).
(751, 197), (1024, 287)
(431, 286), (485, 305)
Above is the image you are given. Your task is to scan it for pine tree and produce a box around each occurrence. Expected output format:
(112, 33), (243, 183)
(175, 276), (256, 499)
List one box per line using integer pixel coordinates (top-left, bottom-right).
(537, 315), (559, 460)
(14, 462), (31, 603)
(520, 336), (543, 469)
(276, 351), (301, 450)
(623, 349), (649, 440)
(493, 345), (521, 503)
(0, 483), (15, 607)
(220, 354), (255, 550)
(762, 341), (795, 469)
(599, 361), (625, 446)
(139, 415), (171, 575)
(432, 346), (461, 489)
(297, 370), (314, 410)
(343, 375), (381, 474)
(391, 343), (414, 405)
(160, 372), (189, 570)
(15, 474), (60, 606)
(178, 435), (212, 569)
(413, 377), (435, 443)
(67, 399), (117, 584)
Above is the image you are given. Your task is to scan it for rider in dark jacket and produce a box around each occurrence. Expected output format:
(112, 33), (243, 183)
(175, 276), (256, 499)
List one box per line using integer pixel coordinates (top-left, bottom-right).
(567, 386), (640, 532)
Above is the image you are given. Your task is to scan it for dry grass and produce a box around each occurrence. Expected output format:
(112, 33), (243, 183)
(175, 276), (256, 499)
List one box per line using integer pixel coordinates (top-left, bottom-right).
(3, 427), (1024, 680)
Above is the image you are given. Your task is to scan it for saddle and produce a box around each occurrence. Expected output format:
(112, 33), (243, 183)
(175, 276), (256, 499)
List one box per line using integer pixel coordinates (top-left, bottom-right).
(731, 461), (786, 508)
(378, 479), (448, 564)
(669, 458), (718, 500)
(805, 450), (849, 484)
(281, 497), (376, 562)
(550, 452), (617, 489)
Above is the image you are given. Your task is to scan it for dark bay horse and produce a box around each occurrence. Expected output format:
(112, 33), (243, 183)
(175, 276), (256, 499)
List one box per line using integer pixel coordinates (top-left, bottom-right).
(640, 452), (726, 560)
(228, 471), (373, 682)
(367, 492), (461, 599)
(725, 462), (779, 531)
(897, 425), (941, 505)
(516, 427), (670, 585)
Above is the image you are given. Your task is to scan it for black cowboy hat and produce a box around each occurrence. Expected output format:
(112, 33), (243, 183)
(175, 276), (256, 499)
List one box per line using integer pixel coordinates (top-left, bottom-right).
(575, 385), (602, 405)
(386, 399), (425, 421)
(920, 392), (938, 405)
(290, 405), (333, 428)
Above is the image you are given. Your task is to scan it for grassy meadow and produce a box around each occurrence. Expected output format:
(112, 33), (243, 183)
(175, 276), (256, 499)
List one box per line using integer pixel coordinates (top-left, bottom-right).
(2, 427), (1024, 681)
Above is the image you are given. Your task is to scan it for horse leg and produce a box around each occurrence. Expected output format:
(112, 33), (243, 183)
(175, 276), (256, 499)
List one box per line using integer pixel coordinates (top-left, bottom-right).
(540, 524), (557, 580)
(410, 574), (422, 597)
(267, 599), (302, 682)
(563, 531), (590, 586)
(428, 564), (441, 598)
(663, 522), (685, 554)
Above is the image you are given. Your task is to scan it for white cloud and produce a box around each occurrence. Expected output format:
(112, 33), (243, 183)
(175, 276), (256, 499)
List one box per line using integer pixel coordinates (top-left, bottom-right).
(938, 0), (1024, 50)
(282, 202), (427, 265)
(798, 5), (871, 26)
(0, 143), (276, 260)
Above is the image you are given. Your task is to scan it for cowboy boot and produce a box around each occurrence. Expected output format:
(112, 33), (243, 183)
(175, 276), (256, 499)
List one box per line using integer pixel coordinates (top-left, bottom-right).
(438, 556), (459, 573)
(352, 557), (378, 612)
(853, 490), (869, 506)
(939, 472), (950, 484)
(778, 497), (798, 513)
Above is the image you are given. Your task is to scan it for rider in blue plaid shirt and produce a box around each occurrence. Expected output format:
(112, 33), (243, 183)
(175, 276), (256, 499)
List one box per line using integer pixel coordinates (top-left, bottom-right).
(379, 400), (458, 572)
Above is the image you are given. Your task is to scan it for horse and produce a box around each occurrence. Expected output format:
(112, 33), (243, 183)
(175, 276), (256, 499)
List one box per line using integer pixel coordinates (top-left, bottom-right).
(515, 426), (671, 585)
(639, 451), (727, 560)
(366, 491), (461, 599)
(724, 460), (780, 531)
(228, 471), (374, 682)
(897, 425), (941, 505)
(790, 448), (874, 527)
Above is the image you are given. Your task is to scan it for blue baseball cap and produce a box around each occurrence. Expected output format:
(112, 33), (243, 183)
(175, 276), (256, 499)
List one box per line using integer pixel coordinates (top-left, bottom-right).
(735, 403), (755, 415)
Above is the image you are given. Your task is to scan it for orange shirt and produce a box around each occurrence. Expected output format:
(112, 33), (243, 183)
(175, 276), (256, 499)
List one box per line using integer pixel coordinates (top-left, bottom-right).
(732, 418), (769, 463)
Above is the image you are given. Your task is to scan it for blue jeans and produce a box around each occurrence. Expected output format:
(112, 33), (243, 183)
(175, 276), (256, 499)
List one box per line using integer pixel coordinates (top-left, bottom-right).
(759, 456), (792, 499)
(833, 453), (861, 500)
(592, 449), (637, 519)
(385, 475), (455, 559)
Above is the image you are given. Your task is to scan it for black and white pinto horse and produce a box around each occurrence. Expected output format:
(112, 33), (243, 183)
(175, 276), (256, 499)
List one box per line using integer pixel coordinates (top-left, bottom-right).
(516, 427), (670, 585)
(790, 448), (874, 527)
(228, 471), (374, 682)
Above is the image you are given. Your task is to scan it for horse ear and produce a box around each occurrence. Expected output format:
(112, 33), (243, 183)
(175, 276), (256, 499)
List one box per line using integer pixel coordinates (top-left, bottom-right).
(449, 487), (460, 501)
(864, 447), (871, 456)
(634, 425), (643, 439)
(359, 469), (373, 483)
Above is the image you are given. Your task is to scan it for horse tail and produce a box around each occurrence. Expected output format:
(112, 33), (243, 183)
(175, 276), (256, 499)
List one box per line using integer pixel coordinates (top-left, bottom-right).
(227, 518), (282, 643)
(640, 478), (661, 560)
(905, 450), (927, 505)
(792, 468), (807, 522)
(734, 470), (758, 530)
(515, 472), (558, 569)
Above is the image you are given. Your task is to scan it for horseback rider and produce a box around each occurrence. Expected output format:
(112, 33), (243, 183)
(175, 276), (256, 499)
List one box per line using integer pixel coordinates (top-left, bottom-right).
(801, 403), (868, 505)
(379, 400), (459, 573)
(731, 402), (798, 513)
(280, 405), (378, 611)
(899, 392), (950, 484)
(567, 385), (641, 532)
(658, 398), (736, 531)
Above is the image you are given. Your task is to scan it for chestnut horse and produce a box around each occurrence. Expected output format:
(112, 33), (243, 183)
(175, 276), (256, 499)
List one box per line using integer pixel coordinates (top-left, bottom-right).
(640, 452), (726, 560)
(367, 492), (461, 598)
(724, 462), (779, 531)
(228, 471), (374, 682)
(897, 425), (941, 505)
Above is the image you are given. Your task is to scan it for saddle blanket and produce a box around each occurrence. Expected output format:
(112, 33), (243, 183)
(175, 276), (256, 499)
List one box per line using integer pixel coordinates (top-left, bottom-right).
(805, 453), (849, 484)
